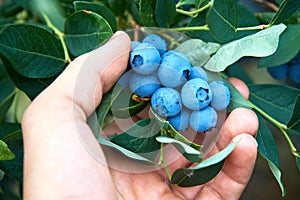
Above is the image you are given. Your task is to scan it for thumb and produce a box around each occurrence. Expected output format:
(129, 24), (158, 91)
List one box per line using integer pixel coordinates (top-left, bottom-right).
(48, 31), (131, 116)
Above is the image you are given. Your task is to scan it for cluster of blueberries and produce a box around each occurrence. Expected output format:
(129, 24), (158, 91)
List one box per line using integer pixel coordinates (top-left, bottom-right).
(118, 34), (231, 133)
(267, 53), (300, 83)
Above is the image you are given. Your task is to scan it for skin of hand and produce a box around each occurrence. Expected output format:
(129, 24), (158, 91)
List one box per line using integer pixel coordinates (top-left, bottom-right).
(22, 31), (258, 200)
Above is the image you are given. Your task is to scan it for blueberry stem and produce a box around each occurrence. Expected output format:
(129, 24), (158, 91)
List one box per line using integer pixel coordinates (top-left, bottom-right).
(43, 14), (71, 63)
(171, 24), (270, 32)
(249, 101), (287, 130)
(159, 142), (172, 181)
(279, 128), (299, 158)
(176, 2), (212, 18)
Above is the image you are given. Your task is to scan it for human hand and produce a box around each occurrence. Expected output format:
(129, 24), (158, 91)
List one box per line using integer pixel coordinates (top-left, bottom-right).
(22, 31), (258, 200)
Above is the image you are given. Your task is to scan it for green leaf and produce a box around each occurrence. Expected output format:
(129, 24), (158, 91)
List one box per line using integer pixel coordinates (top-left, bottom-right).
(269, 0), (300, 25)
(107, 0), (128, 16)
(0, 138), (23, 182)
(139, 0), (157, 26)
(95, 83), (123, 129)
(0, 24), (66, 78)
(225, 63), (253, 85)
(74, 1), (117, 31)
(296, 156), (300, 170)
(30, 0), (65, 31)
(109, 118), (162, 160)
(0, 63), (15, 122)
(2, 57), (57, 100)
(156, 135), (202, 162)
(204, 24), (287, 72)
(171, 141), (238, 186)
(98, 134), (154, 164)
(0, 123), (21, 140)
(259, 24), (300, 67)
(110, 89), (148, 119)
(0, 140), (15, 161)
(64, 10), (113, 57)
(175, 38), (220, 66)
(0, 169), (3, 181)
(223, 79), (253, 112)
(256, 114), (286, 196)
(155, 0), (176, 28)
(249, 84), (300, 132)
(206, 0), (239, 42)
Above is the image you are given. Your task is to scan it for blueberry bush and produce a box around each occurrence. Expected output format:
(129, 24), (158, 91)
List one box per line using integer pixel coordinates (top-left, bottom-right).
(0, 0), (299, 198)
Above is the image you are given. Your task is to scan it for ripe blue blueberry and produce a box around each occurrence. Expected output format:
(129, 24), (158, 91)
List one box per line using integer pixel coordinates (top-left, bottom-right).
(158, 50), (192, 88)
(130, 43), (161, 75)
(151, 87), (182, 117)
(209, 81), (231, 111)
(189, 66), (208, 81)
(181, 78), (212, 110)
(167, 108), (191, 131)
(189, 106), (217, 132)
(267, 64), (289, 80)
(288, 63), (300, 83)
(131, 41), (140, 50)
(129, 72), (161, 98)
(142, 34), (167, 55)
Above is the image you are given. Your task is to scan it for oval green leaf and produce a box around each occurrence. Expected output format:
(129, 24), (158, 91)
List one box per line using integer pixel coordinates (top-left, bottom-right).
(256, 114), (286, 196)
(0, 140), (15, 161)
(206, 0), (239, 42)
(249, 84), (300, 132)
(269, 0), (300, 25)
(74, 1), (117, 31)
(204, 24), (287, 72)
(139, 0), (157, 26)
(155, 0), (176, 28)
(0, 24), (66, 78)
(64, 10), (113, 57)
(259, 24), (300, 67)
(156, 135), (202, 162)
(171, 141), (238, 186)
(98, 134), (153, 164)
(108, 118), (162, 160)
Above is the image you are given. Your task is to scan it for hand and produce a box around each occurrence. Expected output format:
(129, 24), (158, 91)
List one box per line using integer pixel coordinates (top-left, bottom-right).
(22, 31), (258, 200)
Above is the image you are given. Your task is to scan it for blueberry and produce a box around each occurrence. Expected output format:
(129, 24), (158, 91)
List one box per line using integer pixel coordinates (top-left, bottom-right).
(181, 78), (212, 110)
(130, 43), (161, 75)
(189, 66), (208, 81)
(158, 50), (192, 88)
(151, 87), (182, 117)
(129, 72), (161, 98)
(167, 108), (191, 131)
(131, 41), (140, 50)
(142, 34), (167, 55)
(288, 63), (300, 83)
(290, 53), (300, 65)
(189, 106), (217, 132)
(267, 64), (289, 80)
(209, 81), (231, 111)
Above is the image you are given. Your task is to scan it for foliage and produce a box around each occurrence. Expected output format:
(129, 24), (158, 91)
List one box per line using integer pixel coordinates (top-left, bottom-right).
(0, 0), (299, 198)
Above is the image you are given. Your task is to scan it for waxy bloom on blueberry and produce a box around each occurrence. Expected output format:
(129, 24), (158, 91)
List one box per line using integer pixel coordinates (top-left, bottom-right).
(129, 72), (161, 98)
(189, 66), (208, 81)
(181, 78), (212, 110)
(167, 108), (191, 131)
(189, 106), (217, 132)
(209, 81), (231, 111)
(142, 34), (167, 55)
(158, 50), (192, 88)
(151, 87), (182, 117)
(130, 43), (161, 75)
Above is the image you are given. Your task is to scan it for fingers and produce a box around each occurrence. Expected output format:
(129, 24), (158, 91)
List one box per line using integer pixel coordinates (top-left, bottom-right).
(42, 31), (131, 117)
(228, 77), (250, 100)
(196, 133), (257, 200)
